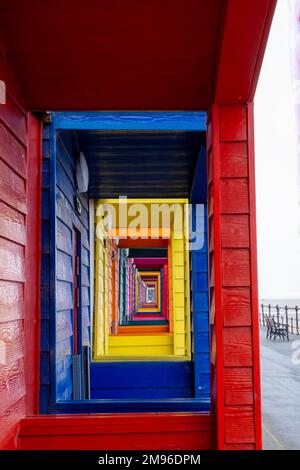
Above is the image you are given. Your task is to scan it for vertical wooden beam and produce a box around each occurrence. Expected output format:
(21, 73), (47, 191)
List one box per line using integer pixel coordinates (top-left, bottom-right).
(247, 103), (263, 449)
(208, 103), (262, 450)
(25, 113), (42, 415)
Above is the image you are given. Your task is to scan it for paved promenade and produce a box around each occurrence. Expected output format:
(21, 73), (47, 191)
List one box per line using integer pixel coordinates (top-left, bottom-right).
(260, 330), (300, 449)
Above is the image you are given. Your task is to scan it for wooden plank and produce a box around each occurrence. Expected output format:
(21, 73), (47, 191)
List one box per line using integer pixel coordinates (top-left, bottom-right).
(56, 281), (73, 311)
(0, 123), (26, 177)
(221, 215), (249, 248)
(223, 327), (253, 367)
(220, 142), (248, 178)
(0, 397), (25, 450)
(57, 250), (73, 283)
(0, 281), (24, 322)
(222, 249), (251, 287)
(219, 106), (247, 142)
(223, 288), (251, 327)
(247, 103), (263, 449)
(0, 320), (24, 366)
(226, 444), (255, 450)
(0, 58), (28, 450)
(0, 237), (25, 282)
(90, 362), (193, 399)
(0, 201), (25, 246)
(0, 96), (27, 146)
(224, 367), (254, 406)
(56, 220), (72, 256)
(214, 0), (277, 103)
(225, 406), (255, 444)
(54, 112), (206, 131)
(56, 310), (73, 342)
(0, 158), (26, 214)
(209, 105), (225, 449)
(18, 413), (214, 450)
(209, 104), (262, 449)
(0, 359), (26, 414)
(220, 178), (249, 214)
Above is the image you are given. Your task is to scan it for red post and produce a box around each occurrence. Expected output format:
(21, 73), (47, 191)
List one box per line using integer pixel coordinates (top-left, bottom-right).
(208, 103), (262, 450)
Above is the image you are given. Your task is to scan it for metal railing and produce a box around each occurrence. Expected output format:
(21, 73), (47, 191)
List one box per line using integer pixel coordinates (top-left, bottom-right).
(259, 304), (300, 336)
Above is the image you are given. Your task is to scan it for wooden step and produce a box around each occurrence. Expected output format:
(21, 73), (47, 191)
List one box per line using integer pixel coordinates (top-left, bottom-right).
(18, 412), (215, 450)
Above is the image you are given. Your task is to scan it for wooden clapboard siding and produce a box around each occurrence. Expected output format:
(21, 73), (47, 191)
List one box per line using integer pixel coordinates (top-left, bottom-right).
(0, 54), (41, 449)
(17, 412), (215, 450)
(40, 128), (90, 412)
(93, 217), (109, 358)
(90, 362), (194, 399)
(93, 199), (190, 360)
(191, 205), (210, 400)
(170, 199), (190, 357)
(108, 239), (119, 334)
(107, 333), (174, 356)
(207, 104), (261, 449)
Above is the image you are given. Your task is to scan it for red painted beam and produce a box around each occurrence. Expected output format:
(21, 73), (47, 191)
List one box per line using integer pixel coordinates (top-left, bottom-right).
(208, 104), (262, 450)
(214, 0), (277, 103)
(18, 413), (215, 450)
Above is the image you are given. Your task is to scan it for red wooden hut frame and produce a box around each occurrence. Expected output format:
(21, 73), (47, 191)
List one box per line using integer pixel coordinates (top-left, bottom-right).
(0, 0), (277, 450)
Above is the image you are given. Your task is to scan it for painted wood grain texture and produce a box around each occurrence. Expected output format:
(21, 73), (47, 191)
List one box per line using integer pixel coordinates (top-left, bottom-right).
(41, 129), (91, 411)
(220, 178), (249, 214)
(219, 106), (247, 142)
(54, 112), (206, 131)
(0, 96), (27, 145)
(0, 61), (31, 449)
(222, 249), (251, 287)
(0, 359), (26, 414)
(219, 142), (248, 178)
(191, 205), (210, 400)
(223, 288), (251, 327)
(0, 321), (24, 365)
(0, 281), (24, 323)
(0, 123), (26, 177)
(18, 413), (214, 450)
(224, 367), (254, 406)
(209, 104), (262, 449)
(0, 237), (25, 282)
(0, 396), (25, 449)
(0, 158), (26, 214)
(91, 362), (194, 399)
(0, 201), (26, 245)
(225, 406), (255, 444)
(221, 215), (250, 248)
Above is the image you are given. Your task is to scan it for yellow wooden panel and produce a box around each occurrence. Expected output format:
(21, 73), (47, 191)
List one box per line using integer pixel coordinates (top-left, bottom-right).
(108, 334), (174, 356)
(108, 334), (173, 356)
(93, 236), (105, 358)
(184, 201), (191, 359)
(171, 198), (190, 358)
(96, 198), (188, 231)
(107, 346), (174, 356)
(93, 198), (191, 361)
(93, 213), (110, 359)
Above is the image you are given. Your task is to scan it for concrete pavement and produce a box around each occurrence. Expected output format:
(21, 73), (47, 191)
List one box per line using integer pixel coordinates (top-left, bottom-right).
(260, 329), (300, 449)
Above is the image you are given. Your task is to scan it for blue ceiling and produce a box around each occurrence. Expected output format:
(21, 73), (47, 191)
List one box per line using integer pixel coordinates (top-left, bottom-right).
(73, 130), (205, 198)
(56, 112), (206, 200)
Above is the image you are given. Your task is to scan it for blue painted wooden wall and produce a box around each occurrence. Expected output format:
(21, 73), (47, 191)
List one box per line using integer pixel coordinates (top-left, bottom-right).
(190, 144), (210, 401)
(191, 205), (210, 400)
(40, 112), (209, 413)
(91, 362), (194, 399)
(41, 125), (90, 412)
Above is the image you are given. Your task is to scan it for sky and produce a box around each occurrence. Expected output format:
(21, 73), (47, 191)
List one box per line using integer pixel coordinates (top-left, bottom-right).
(254, 0), (300, 299)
